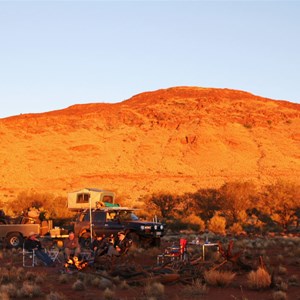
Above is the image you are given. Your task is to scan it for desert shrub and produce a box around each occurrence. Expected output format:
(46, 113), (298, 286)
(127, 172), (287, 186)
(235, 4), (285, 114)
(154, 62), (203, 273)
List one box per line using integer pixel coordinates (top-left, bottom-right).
(165, 219), (188, 232)
(204, 270), (236, 287)
(98, 278), (114, 289)
(0, 269), (11, 284)
(5, 191), (74, 219)
(181, 214), (205, 231)
(229, 222), (244, 235)
(278, 265), (287, 275)
(19, 281), (42, 297)
(278, 281), (288, 292)
(258, 181), (300, 230)
(272, 291), (287, 300)
(143, 192), (179, 219)
(184, 188), (221, 225)
(219, 181), (257, 226)
(91, 277), (101, 287)
(46, 291), (67, 300)
(0, 283), (17, 298)
(58, 274), (69, 284)
(0, 291), (9, 300)
(144, 281), (165, 297)
(25, 271), (38, 282)
(208, 213), (226, 235)
(103, 288), (116, 300)
(118, 280), (130, 290)
(182, 279), (209, 296)
(247, 267), (271, 289)
(72, 279), (85, 291)
(276, 254), (284, 263)
(288, 274), (299, 286)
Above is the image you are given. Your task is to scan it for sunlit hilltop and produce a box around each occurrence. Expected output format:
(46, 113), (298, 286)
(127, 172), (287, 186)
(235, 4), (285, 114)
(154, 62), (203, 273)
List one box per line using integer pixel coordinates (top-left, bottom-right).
(1, 87), (299, 204)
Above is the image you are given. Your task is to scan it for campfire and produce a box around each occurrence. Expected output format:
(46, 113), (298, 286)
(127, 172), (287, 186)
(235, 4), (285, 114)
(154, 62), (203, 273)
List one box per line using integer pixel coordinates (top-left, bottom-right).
(64, 256), (88, 271)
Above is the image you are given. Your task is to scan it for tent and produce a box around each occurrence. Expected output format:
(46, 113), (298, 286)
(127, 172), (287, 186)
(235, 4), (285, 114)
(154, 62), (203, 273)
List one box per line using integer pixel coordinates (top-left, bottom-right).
(67, 188), (116, 210)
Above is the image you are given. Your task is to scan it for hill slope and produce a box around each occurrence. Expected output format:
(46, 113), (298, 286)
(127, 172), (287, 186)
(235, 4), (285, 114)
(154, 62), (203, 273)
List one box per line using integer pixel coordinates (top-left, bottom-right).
(1, 86), (299, 204)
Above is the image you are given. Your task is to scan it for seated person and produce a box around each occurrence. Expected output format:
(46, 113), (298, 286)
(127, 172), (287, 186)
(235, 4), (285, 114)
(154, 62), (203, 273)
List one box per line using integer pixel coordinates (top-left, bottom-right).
(107, 231), (132, 257)
(91, 234), (109, 256)
(24, 232), (54, 267)
(64, 230), (81, 259)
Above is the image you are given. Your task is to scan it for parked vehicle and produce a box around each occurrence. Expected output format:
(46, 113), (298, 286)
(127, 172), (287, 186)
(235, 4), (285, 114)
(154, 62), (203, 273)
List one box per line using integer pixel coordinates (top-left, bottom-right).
(74, 207), (164, 248)
(0, 214), (54, 248)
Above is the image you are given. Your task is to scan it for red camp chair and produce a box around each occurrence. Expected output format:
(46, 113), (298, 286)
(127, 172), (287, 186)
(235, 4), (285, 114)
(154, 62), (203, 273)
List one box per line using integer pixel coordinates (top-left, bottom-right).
(157, 238), (188, 265)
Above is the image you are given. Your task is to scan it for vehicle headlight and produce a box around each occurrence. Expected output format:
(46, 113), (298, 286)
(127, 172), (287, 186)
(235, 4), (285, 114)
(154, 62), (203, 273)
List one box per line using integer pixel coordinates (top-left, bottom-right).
(154, 225), (158, 230)
(160, 225), (164, 230)
(140, 225), (145, 230)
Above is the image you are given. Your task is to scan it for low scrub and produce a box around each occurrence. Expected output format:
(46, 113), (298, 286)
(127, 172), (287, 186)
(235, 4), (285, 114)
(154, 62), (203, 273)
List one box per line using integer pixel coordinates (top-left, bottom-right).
(204, 270), (236, 287)
(247, 267), (271, 289)
(182, 279), (209, 296)
(272, 290), (287, 300)
(144, 281), (165, 298)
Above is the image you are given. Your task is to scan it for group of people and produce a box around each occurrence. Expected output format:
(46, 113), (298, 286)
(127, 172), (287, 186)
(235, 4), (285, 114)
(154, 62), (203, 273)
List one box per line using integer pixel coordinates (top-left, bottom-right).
(24, 229), (132, 267)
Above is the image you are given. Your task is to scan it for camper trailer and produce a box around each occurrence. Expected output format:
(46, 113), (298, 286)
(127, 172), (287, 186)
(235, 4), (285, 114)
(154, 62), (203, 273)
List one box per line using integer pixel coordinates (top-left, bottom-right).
(67, 188), (116, 211)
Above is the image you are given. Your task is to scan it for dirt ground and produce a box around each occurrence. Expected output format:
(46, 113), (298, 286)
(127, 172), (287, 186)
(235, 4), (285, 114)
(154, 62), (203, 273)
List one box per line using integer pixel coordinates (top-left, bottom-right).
(1, 234), (300, 300)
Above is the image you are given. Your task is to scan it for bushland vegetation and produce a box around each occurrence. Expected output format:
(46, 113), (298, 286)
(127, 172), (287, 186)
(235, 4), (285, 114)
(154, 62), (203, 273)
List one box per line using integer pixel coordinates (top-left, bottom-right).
(1, 191), (74, 222)
(142, 180), (300, 235)
(0, 180), (299, 235)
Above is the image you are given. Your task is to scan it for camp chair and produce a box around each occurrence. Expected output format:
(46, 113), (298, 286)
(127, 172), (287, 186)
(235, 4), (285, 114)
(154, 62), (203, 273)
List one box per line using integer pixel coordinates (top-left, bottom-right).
(22, 243), (36, 267)
(157, 238), (188, 265)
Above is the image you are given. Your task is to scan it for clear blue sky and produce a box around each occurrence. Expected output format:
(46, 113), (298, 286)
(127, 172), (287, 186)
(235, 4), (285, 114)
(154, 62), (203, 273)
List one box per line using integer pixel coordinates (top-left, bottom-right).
(0, 1), (299, 118)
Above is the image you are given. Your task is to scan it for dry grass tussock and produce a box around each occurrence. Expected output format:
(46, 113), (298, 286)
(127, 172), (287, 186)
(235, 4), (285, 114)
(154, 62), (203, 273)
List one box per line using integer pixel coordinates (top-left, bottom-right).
(0, 266), (26, 284)
(20, 281), (42, 297)
(103, 288), (116, 300)
(288, 274), (299, 286)
(272, 290), (287, 300)
(72, 279), (86, 291)
(144, 281), (165, 298)
(182, 278), (209, 296)
(0, 291), (9, 300)
(278, 265), (287, 275)
(58, 274), (69, 284)
(204, 270), (236, 287)
(247, 267), (271, 289)
(45, 291), (67, 300)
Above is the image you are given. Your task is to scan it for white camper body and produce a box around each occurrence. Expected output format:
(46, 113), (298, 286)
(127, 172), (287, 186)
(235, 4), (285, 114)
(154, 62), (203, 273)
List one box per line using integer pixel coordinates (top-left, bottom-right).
(67, 188), (115, 210)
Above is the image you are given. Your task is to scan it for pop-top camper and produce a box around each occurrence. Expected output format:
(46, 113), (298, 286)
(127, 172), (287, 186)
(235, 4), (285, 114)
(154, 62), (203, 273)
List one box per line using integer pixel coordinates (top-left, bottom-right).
(67, 188), (117, 210)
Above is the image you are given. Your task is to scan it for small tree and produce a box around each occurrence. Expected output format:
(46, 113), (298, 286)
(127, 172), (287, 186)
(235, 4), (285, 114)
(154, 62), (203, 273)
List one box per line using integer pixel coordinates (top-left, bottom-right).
(143, 192), (178, 219)
(259, 181), (300, 230)
(6, 191), (73, 219)
(219, 181), (257, 226)
(208, 213), (226, 235)
(186, 188), (221, 226)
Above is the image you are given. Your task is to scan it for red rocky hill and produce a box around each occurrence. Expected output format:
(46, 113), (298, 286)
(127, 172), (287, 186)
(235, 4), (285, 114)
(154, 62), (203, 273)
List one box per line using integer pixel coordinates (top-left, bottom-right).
(1, 86), (299, 205)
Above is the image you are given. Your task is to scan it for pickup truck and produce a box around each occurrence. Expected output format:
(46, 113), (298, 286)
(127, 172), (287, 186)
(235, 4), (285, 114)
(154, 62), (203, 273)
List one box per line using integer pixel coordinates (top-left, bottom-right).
(0, 216), (52, 248)
(74, 207), (165, 247)
(0, 223), (40, 248)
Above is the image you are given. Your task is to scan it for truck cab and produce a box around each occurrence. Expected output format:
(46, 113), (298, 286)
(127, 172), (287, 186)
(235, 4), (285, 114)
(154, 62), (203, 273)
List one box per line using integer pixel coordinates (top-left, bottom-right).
(74, 207), (164, 247)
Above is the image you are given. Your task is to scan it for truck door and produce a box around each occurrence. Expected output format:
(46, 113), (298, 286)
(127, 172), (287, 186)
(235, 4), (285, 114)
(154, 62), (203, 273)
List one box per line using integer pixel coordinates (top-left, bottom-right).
(103, 211), (124, 236)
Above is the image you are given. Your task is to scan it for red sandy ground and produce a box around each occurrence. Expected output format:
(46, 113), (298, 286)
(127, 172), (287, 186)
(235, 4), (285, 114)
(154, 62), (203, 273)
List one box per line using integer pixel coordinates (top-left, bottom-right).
(1, 236), (300, 300)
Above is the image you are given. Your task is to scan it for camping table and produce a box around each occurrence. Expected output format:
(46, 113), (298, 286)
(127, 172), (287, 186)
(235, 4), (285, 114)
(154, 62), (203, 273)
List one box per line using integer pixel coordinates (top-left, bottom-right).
(188, 242), (219, 261)
(202, 243), (219, 261)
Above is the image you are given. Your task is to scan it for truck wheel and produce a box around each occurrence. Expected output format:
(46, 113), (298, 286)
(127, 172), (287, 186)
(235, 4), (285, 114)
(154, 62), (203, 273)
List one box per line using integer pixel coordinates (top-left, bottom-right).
(6, 233), (23, 248)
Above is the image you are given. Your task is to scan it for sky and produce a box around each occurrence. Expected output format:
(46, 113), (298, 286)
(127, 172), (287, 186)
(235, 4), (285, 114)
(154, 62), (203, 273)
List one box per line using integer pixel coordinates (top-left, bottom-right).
(0, 0), (299, 118)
